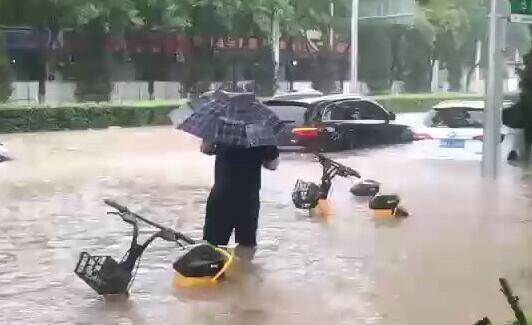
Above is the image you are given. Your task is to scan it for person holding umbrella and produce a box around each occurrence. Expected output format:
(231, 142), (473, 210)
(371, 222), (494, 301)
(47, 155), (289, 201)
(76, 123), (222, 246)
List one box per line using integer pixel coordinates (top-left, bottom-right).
(176, 91), (283, 251)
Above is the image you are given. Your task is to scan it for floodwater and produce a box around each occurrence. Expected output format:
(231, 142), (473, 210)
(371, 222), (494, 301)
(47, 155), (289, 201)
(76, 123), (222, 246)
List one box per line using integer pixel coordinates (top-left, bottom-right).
(1, 125), (532, 325)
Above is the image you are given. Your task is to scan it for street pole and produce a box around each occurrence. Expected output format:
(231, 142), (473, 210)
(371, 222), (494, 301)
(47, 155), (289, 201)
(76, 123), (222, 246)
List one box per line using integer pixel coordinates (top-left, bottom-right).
(330, 2), (335, 49)
(483, 0), (506, 178)
(349, 0), (359, 93)
(272, 10), (280, 91)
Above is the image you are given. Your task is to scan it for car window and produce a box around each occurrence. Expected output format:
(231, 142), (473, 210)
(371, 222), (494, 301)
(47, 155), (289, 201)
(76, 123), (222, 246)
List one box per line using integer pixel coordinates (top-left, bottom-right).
(267, 105), (307, 125)
(322, 102), (358, 120)
(322, 100), (388, 121)
(355, 101), (389, 120)
(426, 107), (483, 128)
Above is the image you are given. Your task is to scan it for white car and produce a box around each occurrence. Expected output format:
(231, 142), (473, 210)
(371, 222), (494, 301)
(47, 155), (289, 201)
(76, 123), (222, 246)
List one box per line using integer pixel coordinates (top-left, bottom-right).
(412, 100), (513, 159)
(0, 141), (10, 162)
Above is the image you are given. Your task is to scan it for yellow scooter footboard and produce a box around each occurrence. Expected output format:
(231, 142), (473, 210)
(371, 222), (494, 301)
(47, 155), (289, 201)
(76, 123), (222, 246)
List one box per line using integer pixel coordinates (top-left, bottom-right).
(310, 199), (335, 218)
(173, 247), (234, 289)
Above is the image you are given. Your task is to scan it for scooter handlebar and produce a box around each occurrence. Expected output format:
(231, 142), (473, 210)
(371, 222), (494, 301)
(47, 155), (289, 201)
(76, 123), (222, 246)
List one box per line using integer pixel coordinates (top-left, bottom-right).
(340, 165), (361, 178)
(316, 154), (361, 178)
(104, 199), (196, 245)
(104, 199), (129, 213)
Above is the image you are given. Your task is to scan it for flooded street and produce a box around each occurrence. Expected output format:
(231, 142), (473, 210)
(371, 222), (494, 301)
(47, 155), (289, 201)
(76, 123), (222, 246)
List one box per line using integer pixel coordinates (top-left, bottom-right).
(1, 125), (532, 325)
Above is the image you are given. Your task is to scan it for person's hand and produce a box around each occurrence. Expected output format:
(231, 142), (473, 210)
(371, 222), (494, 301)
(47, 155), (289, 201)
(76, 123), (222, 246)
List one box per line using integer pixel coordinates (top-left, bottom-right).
(200, 141), (216, 155)
(263, 158), (279, 171)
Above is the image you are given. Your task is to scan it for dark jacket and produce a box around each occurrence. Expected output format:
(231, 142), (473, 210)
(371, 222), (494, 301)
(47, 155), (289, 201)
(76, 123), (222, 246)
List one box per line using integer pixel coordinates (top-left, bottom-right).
(213, 145), (279, 194)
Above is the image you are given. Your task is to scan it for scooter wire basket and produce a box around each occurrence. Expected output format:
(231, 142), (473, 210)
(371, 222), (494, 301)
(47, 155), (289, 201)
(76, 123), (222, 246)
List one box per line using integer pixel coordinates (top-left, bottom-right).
(292, 179), (321, 210)
(74, 252), (133, 295)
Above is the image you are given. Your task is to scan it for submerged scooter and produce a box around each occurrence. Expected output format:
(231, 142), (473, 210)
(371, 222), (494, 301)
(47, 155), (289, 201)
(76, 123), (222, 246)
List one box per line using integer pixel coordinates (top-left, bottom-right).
(74, 200), (234, 296)
(292, 154), (364, 216)
(291, 154), (408, 218)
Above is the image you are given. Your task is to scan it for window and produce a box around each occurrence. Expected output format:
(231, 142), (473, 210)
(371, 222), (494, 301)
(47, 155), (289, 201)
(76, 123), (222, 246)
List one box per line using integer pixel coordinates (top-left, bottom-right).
(322, 102), (359, 120)
(355, 101), (389, 120)
(267, 105), (307, 125)
(425, 107), (484, 129)
(322, 100), (388, 121)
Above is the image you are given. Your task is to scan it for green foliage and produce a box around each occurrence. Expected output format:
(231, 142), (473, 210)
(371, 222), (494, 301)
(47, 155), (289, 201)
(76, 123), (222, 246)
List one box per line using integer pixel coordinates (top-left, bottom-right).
(423, 0), (488, 91)
(73, 22), (113, 102)
(0, 32), (12, 103)
(397, 12), (434, 92)
(0, 102), (182, 133)
(310, 51), (338, 94)
(253, 47), (276, 96)
(286, 0), (331, 35)
(73, 59), (113, 102)
(67, 0), (143, 27)
(0, 0), (68, 26)
(4, 0), (532, 101)
(359, 22), (393, 93)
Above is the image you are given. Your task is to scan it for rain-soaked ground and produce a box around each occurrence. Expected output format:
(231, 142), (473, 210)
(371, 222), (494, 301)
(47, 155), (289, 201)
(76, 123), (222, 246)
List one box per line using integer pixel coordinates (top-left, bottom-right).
(1, 124), (532, 325)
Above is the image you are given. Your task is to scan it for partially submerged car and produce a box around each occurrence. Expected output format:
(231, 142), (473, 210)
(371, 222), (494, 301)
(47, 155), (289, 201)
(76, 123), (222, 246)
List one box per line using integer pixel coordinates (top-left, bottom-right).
(412, 100), (514, 159)
(264, 94), (414, 152)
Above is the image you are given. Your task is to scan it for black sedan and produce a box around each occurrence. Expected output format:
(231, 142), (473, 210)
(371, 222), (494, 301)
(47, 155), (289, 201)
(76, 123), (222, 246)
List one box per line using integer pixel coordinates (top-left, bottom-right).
(264, 94), (415, 152)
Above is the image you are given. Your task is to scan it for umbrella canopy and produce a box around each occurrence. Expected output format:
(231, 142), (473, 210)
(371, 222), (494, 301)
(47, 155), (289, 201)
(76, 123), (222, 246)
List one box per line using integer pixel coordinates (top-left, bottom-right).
(177, 92), (285, 148)
(168, 92), (245, 128)
(169, 103), (195, 129)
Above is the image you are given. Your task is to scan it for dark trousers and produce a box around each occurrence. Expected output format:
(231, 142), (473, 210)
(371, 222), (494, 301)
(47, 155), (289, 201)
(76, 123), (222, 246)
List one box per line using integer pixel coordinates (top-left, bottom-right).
(524, 127), (532, 166)
(203, 187), (260, 247)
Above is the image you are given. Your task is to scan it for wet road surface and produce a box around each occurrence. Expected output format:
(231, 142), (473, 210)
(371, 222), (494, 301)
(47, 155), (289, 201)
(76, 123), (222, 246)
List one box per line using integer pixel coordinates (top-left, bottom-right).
(1, 125), (532, 325)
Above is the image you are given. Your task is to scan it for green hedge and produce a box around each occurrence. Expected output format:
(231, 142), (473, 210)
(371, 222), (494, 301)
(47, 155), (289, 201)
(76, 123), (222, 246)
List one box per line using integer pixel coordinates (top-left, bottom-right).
(373, 93), (483, 113)
(0, 101), (184, 133)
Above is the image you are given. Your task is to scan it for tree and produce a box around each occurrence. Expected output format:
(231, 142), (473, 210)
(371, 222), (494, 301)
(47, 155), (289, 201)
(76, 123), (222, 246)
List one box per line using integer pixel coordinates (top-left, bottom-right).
(66, 0), (142, 101)
(0, 0), (73, 101)
(421, 0), (488, 91)
(286, 0), (339, 94)
(320, 0), (436, 93)
(358, 22), (393, 92)
(164, 0), (296, 96)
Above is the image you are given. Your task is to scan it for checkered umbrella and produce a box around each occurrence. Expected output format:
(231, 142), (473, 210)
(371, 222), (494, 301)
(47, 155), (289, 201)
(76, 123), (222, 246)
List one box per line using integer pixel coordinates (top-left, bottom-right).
(177, 92), (285, 148)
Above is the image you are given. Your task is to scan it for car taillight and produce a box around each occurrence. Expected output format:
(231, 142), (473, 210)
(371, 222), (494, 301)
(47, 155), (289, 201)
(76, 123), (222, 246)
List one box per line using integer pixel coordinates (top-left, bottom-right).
(292, 127), (319, 139)
(414, 133), (433, 141)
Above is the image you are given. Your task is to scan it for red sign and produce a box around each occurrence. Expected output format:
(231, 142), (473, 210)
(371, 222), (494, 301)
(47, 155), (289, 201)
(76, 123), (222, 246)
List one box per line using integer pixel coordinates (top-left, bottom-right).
(62, 30), (352, 57)
(63, 31), (88, 53)
(164, 33), (191, 54)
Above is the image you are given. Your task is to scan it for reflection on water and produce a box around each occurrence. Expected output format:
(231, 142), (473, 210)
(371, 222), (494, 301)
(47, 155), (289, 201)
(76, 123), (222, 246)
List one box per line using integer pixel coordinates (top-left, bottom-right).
(0, 126), (531, 325)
